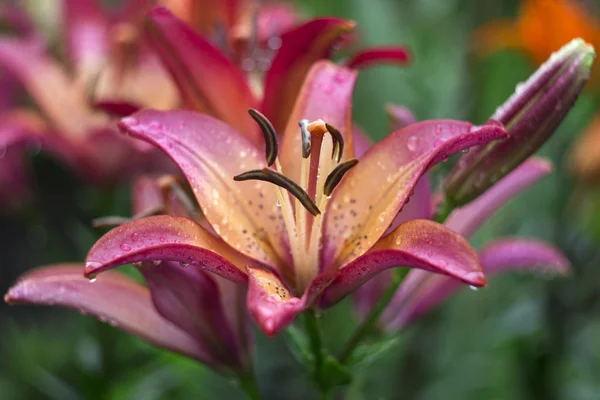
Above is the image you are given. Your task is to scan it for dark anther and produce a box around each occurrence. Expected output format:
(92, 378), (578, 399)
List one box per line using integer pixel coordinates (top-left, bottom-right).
(325, 123), (344, 163)
(248, 108), (278, 166)
(324, 158), (359, 196)
(234, 168), (321, 216)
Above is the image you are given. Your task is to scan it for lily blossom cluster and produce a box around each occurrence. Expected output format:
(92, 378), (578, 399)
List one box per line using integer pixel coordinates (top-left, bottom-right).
(3, 3), (595, 397)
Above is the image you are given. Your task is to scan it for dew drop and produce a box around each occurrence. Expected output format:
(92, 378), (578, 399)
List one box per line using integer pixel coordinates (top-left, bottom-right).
(153, 260), (162, 266)
(406, 136), (419, 152)
(469, 285), (478, 291)
(120, 243), (132, 251)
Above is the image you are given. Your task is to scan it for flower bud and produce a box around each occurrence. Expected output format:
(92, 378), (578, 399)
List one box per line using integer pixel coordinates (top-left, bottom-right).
(444, 38), (595, 206)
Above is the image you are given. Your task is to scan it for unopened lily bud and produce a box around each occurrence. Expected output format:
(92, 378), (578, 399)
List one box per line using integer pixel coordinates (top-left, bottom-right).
(444, 38), (595, 206)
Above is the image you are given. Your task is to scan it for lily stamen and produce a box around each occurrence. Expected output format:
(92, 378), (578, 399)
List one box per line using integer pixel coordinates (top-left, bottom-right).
(233, 168), (321, 216)
(234, 111), (356, 291)
(324, 158), (360, 196)
(248, 108), (278, 166)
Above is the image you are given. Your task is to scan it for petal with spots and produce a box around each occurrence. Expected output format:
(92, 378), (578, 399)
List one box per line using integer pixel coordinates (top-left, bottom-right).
(246, 266), (306, 336)
(319, 219), (485, 308)
(322, 120), (506, 269)
(119, 109), (290, 268)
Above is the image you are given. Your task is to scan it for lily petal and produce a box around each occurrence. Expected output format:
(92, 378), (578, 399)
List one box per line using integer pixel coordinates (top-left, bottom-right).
(144, 6), (258, 139)
(446, 157), (552, 238)
(319, 219), (485, 308)
(386, 104), (417, 130)
(140, 261), (244, 370)
(381, 238), (570, 330)
(246, 266), (306, 336)
(85, 215), (249, 284)
(262, 18), (355, 133)
(0, 2), (36, 35)
(132, 176), (165, 216)
(119, 109), (290, 267)
(353, 175), (433, 317)
(63, 0), (109, 80)
(279, 61), (358, 183)
(0, 37), (98, 140)
(345, 46), (411, 70)
(352, 124), (372, 158)
(322, 120), (507, 269)
(4, 264), (212, 363)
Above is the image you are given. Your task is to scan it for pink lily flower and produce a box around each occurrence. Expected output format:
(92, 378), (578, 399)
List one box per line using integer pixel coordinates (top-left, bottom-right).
(5, 175), (252, 374)
(72, 58), (507, 336)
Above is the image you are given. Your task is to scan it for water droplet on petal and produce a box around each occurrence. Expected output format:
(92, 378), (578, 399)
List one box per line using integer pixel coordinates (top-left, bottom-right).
(120, 243), (132, 251)
(406, 136), (419, 152)
(469, 285), (478, 291)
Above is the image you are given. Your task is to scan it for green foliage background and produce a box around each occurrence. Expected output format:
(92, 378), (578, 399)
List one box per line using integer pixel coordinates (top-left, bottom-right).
(2, 0), (600, 398)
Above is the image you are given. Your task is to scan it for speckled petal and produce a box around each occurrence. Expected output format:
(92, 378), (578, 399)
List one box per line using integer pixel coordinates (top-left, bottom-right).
(381, 238), (570, 330)
(246, 266), (306, 336)
(262, 18), (355, 133)
(319, 219), (486, 308)
(322, 120), (506, 269)
(85, 215), (250, 284)
(446, 157), (552, 238)
(4, 264), (213, 364)
(119, 109), (290, 268)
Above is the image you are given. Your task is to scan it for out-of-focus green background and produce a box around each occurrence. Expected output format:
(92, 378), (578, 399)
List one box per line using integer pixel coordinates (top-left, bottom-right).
(2, 0), (600, 399)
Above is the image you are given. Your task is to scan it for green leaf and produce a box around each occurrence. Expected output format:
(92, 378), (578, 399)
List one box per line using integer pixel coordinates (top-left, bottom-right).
(346, 335), (401, 368)
(284, 324), (313, 367)
(322, 356), (353, 387)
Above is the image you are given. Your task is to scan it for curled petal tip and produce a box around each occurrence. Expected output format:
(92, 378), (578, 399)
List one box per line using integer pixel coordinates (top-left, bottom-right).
(464, 271), (487, 287)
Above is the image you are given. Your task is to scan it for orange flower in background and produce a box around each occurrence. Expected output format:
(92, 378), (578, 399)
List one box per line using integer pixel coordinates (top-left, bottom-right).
(474, 0), (600, 81)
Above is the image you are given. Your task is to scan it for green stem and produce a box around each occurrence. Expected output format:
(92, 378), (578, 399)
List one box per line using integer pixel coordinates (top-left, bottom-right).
(304, 309), (330, 398)
(338, 269), (406, 364)
(433, 197), (455, 224)
(238, 372), (261, 400)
